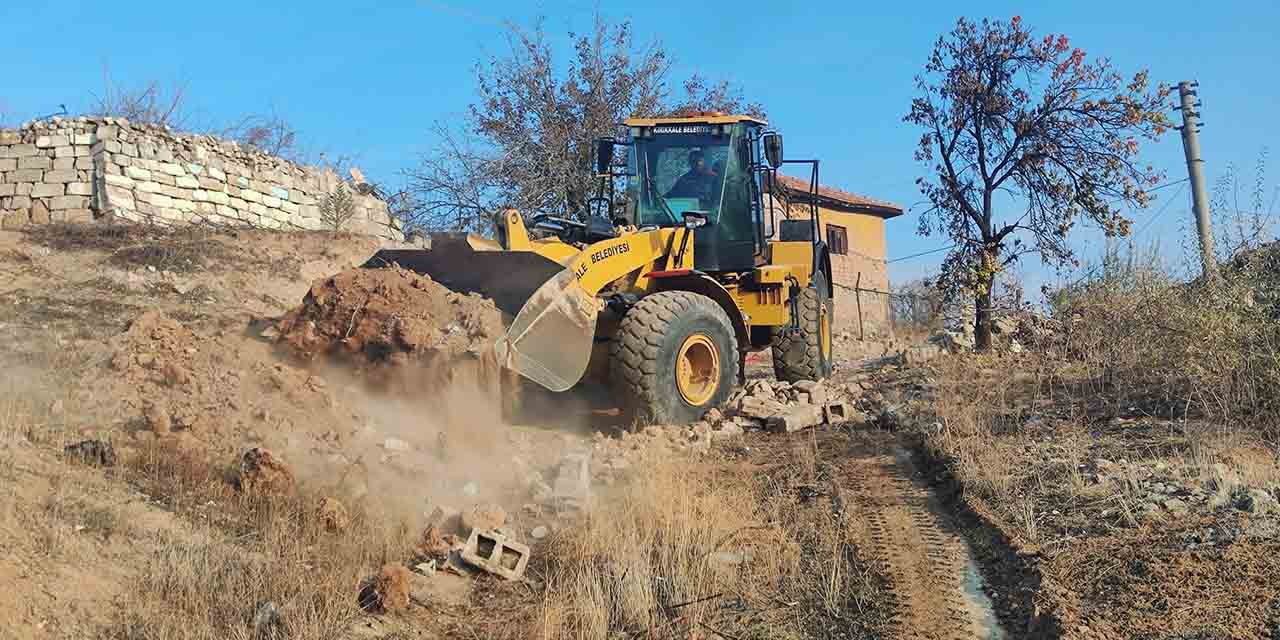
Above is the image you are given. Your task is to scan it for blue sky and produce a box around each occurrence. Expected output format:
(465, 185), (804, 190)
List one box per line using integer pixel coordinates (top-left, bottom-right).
(2, 0), (1277, 295)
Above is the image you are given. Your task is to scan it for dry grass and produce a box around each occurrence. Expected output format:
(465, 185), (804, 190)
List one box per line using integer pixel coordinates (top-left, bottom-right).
(1050, 245), (1280, 424)
(520, 457), (798, 639)
(111, 440), (418, 640)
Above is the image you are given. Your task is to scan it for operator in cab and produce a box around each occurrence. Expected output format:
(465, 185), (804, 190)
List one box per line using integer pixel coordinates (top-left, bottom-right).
(665, 148), (719, 202)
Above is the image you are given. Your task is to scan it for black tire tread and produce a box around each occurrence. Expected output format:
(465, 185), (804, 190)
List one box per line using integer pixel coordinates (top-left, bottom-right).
(773, 275), (830, 382)
(610, 291), (738, 422)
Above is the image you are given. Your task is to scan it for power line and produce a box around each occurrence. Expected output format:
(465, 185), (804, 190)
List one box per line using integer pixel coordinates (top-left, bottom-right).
(1133, 182), (1188, 237)
(887, 179), (1190, 266)
(887, 244), (956, 264)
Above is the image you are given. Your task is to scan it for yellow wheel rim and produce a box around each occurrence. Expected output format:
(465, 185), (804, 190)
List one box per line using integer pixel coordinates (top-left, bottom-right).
(675, 333), (719, 406)
(820, 306), (832, 359)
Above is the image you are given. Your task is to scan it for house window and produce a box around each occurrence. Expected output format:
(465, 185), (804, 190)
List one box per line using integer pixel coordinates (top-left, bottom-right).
(827, 224), (848, 255)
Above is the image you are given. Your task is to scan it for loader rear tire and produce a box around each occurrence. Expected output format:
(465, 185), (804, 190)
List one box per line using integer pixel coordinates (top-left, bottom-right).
(772, 271), (833, 382)
(611, 291), (738, 424)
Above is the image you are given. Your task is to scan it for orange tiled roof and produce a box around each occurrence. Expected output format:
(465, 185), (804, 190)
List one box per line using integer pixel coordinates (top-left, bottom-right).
(776, 174), (903, 218)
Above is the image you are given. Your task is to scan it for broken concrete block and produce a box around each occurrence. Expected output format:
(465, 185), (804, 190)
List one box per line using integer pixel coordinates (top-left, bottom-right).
(823, 402), (849, 424)
(767, 405), (825, 433)
(553, 450), (592, 506)
(460, 529), (530, 581)
(747, 380), (774, 397)
(793, 380), (820, 393)
(737, 395), (784, 420)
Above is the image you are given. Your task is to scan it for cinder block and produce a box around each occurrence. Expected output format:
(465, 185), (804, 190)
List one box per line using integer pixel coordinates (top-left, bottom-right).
(459, 529), (530, 581)
(823, 402), (849, 424)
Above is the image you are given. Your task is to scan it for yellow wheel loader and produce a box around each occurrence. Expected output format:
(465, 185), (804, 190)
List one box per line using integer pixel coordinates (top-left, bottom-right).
(366, 113), (834, 423)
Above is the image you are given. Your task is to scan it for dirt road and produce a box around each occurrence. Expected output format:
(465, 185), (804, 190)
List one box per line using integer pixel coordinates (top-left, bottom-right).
(842, 446), (1005, 639)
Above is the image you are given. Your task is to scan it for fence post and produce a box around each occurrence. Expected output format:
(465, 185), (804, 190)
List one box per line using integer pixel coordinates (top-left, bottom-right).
(855, 272), (865, 341)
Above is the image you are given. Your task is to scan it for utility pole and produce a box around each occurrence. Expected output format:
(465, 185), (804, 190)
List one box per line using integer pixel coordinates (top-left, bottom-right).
(1176, 80), (1215, 278)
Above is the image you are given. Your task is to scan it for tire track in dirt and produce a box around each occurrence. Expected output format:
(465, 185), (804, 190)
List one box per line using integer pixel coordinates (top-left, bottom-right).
(844, 447), (1005, 640)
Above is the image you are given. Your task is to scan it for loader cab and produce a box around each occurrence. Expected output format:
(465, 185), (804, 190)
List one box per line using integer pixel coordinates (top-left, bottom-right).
(622, 116), (768, 273)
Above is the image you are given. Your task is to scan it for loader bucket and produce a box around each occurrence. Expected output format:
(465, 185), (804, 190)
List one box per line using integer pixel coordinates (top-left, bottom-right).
(362, 233), (598, 392)
(362, 234), (566, 317)
(495, 266), (599, 392)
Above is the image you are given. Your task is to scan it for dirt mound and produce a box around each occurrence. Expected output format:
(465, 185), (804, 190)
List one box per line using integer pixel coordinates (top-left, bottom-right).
(275, 265), (508, 392)
(276, 265), (504, 362)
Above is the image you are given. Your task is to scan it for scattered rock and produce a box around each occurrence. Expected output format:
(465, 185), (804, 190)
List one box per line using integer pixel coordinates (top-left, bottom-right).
(553, 450), (592, 507)
(703, 407), (724, 425)
(413, 560), (437, 577)
(252, 601), (283, 640)
(1162, 498), (1188, 514)
(1242, 489), (1278, 515)
(461, 503), (507, 534)
(316, 497), (350, 532)
(530, 526), (549, 540)
(711, 422), (745, 442)
(793, 380), (819, 393)
(238, 447), (295, 494)
(361, 564), (410, 613)
(417, 522), (453, 558)
(63, 439), (117, 467)
(383, 437), (411, 452)
(767, 405), (824, 433)
(144, 401), (171, 436)
(708, 550), (753, 567)
(737, 395), (785, 420)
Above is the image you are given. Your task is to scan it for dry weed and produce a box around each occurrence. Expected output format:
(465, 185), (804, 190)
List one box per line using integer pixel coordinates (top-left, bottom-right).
(110, 440), (417, 639)
(519, 456), (798, 639)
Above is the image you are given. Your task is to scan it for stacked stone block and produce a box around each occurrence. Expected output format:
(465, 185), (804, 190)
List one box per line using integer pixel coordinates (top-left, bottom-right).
(0, 116), (401, 241)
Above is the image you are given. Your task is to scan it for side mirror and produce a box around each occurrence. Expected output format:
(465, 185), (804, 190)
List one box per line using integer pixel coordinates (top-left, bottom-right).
(763, 132), (784, 169)
(595, 139), (615, 175)
(682, 210), (709, 229)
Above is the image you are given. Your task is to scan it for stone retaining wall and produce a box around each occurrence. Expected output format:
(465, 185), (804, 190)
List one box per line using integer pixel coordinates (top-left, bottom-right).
(0, 117), (401, 241)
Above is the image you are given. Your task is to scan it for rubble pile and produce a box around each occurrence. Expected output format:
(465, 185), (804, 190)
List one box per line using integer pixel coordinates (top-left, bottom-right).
(922, 310), (1060, 359)
(719, 378), (864, 432)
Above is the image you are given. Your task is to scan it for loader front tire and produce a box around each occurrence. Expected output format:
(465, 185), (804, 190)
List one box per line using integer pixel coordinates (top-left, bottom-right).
(772, 271), (834, 382)
(611, 291), (738, 424)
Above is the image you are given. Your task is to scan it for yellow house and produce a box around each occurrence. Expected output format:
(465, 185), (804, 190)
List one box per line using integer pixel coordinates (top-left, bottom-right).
(775, 175), (903, 337)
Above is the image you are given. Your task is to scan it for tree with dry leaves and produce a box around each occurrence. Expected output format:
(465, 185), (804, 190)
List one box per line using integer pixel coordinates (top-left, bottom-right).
(404, 15), (763, 232)
(906, 16), (1173, 350)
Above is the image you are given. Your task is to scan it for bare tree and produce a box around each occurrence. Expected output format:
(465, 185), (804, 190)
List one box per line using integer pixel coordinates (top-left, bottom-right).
(666, 74), (766, 119)
(403, 14), (758, 233)
(91, 67), (191, 129)
(906, 16), (1172, 350)
(221, 111), (299, 159)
